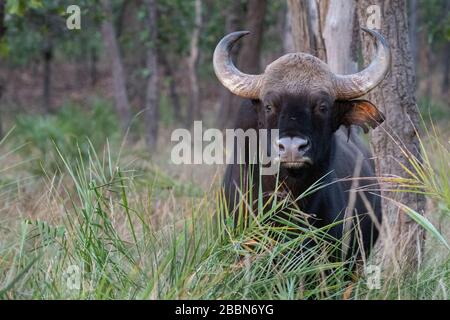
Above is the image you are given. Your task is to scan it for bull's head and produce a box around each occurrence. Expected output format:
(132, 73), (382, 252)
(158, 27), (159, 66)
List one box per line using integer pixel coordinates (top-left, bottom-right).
(213, 29), (390, 171)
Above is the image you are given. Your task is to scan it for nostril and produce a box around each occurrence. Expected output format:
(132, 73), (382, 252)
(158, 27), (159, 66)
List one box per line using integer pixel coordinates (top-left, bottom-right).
(298, 144), (306, 152)
(297, 139), (310, 152)
(276, 139), (287, 153)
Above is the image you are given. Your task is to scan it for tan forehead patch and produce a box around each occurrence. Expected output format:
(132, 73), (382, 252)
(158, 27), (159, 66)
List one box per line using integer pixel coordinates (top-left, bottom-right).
(260, 53), (335, 98)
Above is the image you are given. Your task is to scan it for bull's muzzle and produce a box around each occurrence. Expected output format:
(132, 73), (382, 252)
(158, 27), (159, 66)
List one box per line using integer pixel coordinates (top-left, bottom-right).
(276, 137), (313, 168)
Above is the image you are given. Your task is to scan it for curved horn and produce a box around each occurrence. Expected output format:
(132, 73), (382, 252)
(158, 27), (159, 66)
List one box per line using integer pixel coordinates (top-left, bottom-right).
(333, 28), (391, 100)
(213, 31), (264, 99)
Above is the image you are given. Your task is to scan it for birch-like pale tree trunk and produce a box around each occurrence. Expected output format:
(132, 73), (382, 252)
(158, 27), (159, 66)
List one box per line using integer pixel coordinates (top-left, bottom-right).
(287, 0), (357, 72)
(287, 0), (311, 53)
(322, 0), (358, 74)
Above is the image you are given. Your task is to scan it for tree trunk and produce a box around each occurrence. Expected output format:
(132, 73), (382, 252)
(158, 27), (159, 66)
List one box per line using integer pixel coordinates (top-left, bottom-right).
(144, 0), (159, 149)
(288, 0), (357, 72)
(287, 0), (313, 53)
(237, 0), (267, 74)
(287, 0), (326, 61)
(321, 0), (361, 135)
(322, 0), (357, 74)
(283, 3), (295, 53)
(90, 47), (98, 87)
(425, 44), (434, 100)
(0, 0), (4, 39)
(42, 37), (53, 113)
(101, 0), (132, 132)
(160, 54), (182, 123)
(220, 0), (267, 127)
(442, 42), (450, 98)
(186, 0), (202, 126)
(308, 0), (327, 61)
(0, 0), (6, 138)
(357, 0), (426, 270)
(408, 0), (418, 73)
(116, 0), (130, 39)
(217, 0), (244, 128)
(442, 1), (450, 98)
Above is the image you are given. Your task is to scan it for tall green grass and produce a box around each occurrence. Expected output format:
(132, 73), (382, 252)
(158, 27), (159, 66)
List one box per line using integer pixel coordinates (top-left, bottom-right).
(0, 110), (449, 299)
(0, 140), (356, 299)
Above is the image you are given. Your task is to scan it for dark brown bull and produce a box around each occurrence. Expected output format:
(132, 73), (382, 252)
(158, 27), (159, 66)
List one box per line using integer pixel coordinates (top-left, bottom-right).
(214, 28), (390, 263)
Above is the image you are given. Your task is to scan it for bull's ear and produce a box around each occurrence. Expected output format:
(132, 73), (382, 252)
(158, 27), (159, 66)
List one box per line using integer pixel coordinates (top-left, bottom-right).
(334, 99), (385, 133)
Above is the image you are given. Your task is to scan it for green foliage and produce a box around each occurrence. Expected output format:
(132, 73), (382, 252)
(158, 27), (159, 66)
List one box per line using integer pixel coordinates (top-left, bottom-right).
(159, 92), (174, 126)
(0, 124), (449, 299)
(4, 0), (103, 64)
(0, 142), (351, 299)
(157, 0), (194, 56)
(261, 0), (285, 55)
(420, 0), (450, 45)
(0, 0), (449, 301)
(13, 98), (119, 174)
(6, 0), (43, 17)
(418, 97), (450, 122)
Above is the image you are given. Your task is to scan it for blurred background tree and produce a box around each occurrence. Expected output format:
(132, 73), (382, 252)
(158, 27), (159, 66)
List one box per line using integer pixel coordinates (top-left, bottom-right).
(0, 0), (447, 148)
(416, 0), (450, 97)
(0, 0), (448, 293)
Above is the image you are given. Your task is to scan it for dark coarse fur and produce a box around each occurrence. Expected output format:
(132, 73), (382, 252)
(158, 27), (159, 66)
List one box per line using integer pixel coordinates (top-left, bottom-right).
(223, 94), (383, 263)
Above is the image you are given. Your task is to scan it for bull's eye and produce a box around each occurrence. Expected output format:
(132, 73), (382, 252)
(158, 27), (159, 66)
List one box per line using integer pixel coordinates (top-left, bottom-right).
(317, 103), (327, 113)
(265, 105), (272, 113)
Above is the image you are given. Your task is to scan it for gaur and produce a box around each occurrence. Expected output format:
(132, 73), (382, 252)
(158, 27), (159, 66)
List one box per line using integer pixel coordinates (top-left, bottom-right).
(214, 28), (390, 262)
